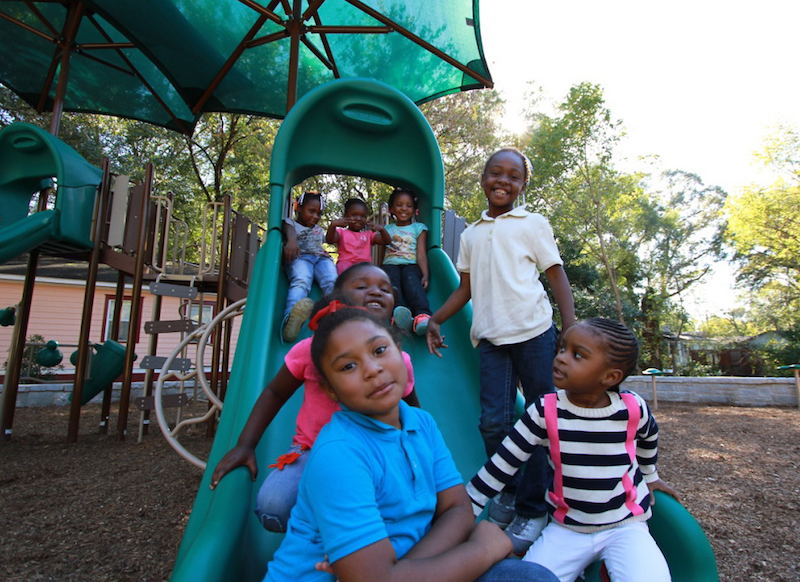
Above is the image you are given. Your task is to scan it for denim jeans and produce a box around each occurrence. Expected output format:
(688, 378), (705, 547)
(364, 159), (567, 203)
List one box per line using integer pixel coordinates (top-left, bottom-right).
(254, 445), (310, 532)
(478, 324), (558, 518)
(381, 263), (431, 316)
(475, 558), (558, 582)
(284, 254), (337, 318)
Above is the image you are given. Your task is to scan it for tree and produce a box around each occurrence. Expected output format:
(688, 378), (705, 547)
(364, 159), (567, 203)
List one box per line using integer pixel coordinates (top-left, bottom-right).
(637, 170), (727, 364)
(726, 125), (800, 328)
(421, 90), (504, 222)
(524, 83), (647, 324)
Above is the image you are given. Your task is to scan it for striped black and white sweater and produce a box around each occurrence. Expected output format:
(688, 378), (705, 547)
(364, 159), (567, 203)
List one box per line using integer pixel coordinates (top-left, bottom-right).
(466, 390), (660, 533)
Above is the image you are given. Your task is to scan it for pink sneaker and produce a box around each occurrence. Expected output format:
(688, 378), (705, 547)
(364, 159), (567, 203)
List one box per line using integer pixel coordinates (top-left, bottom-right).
(413, 314), (431, 336)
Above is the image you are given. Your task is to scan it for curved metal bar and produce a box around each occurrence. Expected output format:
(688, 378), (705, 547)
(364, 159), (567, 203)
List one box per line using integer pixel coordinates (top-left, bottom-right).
(154, 297), (247, 467)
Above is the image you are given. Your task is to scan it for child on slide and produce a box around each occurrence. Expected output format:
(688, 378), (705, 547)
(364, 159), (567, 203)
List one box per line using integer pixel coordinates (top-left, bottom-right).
(467, 318), (679, 582)
(210, 263), (419, 533)
(326, 197), (391, 274)
(263, 299), (559, 582)
(381, 187), (432, 336)
(281, 191), (337, 343)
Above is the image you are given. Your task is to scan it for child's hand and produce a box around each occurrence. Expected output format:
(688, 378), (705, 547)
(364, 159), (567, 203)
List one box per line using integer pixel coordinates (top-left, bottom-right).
(469, 520), (513, 560)
(421, 274), (429, 290)
(426, 320), (448, 357)
(647, 478), (681, 504)
(315, 556), (335, 575)
(367, 221), (384, 232)
(282, 240), (300, 264)
(209, 445), (258, 490)
(331, 218), (350, 228)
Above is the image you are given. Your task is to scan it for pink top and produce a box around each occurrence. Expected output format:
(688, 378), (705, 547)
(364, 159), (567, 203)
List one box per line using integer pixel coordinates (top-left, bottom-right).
(284, 337), (415, 449)
(335, 228), (378, 273)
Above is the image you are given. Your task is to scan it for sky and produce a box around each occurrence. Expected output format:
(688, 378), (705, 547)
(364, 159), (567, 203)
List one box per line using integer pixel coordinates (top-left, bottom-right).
(479, 0), (800, 320)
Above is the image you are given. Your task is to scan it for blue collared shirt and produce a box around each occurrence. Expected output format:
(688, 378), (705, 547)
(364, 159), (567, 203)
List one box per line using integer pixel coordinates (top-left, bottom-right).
(264, 401), (463, 581)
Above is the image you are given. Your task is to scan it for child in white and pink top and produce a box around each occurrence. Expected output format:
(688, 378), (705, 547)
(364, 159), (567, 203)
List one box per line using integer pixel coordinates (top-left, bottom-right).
(326, 198), (391, 273)
(209, 263), (418, 533)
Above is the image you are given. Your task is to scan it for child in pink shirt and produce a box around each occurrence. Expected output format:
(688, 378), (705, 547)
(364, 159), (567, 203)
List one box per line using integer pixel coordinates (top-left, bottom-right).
(326, 198), (391, 273)
(210, 263), (419, 533)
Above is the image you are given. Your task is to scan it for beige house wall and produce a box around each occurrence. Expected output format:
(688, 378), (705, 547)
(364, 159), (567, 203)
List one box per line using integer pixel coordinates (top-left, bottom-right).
(0, 276), (242, 380)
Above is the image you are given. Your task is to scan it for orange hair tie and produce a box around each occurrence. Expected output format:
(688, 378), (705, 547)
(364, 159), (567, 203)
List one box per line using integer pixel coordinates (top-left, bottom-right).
(308, 300), (368, 331)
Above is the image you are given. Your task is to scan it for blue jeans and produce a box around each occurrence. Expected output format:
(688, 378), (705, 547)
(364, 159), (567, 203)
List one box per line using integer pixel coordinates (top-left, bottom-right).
(284, 255), (337, 318)
(476, 558), (558, 582)
(254, 445), (310, 532)
(381, 263), (431, 316)
(478, 324), (558, 518)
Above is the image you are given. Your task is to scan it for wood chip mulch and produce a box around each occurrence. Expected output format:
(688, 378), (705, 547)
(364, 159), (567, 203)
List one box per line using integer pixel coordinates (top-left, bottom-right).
(1, 402), (797, 581)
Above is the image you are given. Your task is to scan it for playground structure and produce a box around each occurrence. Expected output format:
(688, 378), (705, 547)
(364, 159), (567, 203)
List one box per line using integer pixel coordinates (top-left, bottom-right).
(0, 122), (265, 443)
(168, 79), (719, 581)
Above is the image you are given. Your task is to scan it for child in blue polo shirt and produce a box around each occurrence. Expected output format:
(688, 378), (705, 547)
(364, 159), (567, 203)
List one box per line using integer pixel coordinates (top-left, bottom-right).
(263, 300), (558, 582)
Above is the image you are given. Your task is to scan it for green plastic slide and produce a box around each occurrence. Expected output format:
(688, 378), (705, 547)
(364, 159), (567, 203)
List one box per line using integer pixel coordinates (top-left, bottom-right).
(170, 79), (718, 581)
(0, 123), (102, 263)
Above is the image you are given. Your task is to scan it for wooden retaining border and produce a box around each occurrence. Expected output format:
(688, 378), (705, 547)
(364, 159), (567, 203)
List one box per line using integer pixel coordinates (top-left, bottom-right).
(5, 381), (193, 408)
(4, 376), (797, 408)
(622, 375), (797, 407)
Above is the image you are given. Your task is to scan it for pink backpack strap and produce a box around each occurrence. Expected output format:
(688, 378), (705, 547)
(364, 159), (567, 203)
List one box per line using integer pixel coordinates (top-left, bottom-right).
(543, 393), (569, 523)
(619, 392), (645, 517)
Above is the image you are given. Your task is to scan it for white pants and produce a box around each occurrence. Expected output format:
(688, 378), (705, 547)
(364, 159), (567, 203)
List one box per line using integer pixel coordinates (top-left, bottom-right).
(523, 521), (671, 582)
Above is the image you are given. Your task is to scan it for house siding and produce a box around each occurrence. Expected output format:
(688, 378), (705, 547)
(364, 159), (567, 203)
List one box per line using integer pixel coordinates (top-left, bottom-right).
(0, 277), (242, 380)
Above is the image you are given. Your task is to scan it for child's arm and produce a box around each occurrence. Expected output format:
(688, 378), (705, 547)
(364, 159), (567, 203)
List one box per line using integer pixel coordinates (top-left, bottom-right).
(426, 272), (471, 357)
(416, 230), (430, 290)
(326, 219), (348, 244)
(329, 484), (511, 582)
(370, 222), (392, 246)
(544, 264), (576, 333)
(209, 365), (302, 489)
(282, 222), (300, 264)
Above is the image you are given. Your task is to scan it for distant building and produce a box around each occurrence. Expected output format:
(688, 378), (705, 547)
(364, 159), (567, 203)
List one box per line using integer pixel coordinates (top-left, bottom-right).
(664, 330), (788, 376)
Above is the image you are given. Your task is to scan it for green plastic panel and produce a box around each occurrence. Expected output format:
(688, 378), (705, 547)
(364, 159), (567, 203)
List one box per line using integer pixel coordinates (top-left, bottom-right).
(0, 123), (102, 262)
(2, 0), (491, 133)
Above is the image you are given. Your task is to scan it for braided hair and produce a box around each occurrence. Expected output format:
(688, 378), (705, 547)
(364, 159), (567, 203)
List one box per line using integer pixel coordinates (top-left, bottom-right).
(582, 318), (640, 388)
(484, 147), (533, 191)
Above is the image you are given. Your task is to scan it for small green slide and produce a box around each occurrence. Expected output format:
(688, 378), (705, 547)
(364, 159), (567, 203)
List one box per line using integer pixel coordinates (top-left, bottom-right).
(0, 123), (102, 264)
(170, 79), (718, 581)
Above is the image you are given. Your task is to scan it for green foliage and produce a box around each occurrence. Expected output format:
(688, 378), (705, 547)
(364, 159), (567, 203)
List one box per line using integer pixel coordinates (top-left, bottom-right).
(524, 83), (648, 324)
(725, 124), (800, 333)
(754, 323), (800, 376)
(421, 90), (504, 222)
(675, 359), (722, 377)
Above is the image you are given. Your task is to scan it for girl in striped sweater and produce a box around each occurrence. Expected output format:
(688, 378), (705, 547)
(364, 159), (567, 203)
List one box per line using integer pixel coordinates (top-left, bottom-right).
(467, 318), (678, 582)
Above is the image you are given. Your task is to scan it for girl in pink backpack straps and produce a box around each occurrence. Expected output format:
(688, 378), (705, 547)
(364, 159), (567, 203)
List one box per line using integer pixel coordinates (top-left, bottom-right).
(467, 318), (679, 582)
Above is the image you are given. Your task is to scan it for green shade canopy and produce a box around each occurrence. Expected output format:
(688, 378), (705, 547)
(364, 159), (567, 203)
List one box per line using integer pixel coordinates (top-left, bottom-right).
(0, 0), (492, 134)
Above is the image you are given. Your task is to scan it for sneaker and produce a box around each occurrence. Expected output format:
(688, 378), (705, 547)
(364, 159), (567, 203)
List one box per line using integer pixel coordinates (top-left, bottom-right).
(505, 515), (548, 556)
(413, 314), (431, 336)
(282, 298), (314, 342)
(487, 491), (516, 528)
(392, 306), (413, 331)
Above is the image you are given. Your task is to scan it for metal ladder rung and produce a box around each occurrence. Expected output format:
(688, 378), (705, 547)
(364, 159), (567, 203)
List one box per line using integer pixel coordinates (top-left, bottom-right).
(145, 319), (198, 334)
(141, 355), (192, 372)
(149, 281), (198, 299)
(135, 393), (188, 411)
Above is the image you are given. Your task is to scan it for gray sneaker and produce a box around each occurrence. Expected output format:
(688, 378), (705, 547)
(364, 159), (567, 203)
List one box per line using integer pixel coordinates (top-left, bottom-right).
(487, 491), (516, 528)
(282, 298), (314, 342)
(393, 306), (413, 331)
(505, 514), (548, 556)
